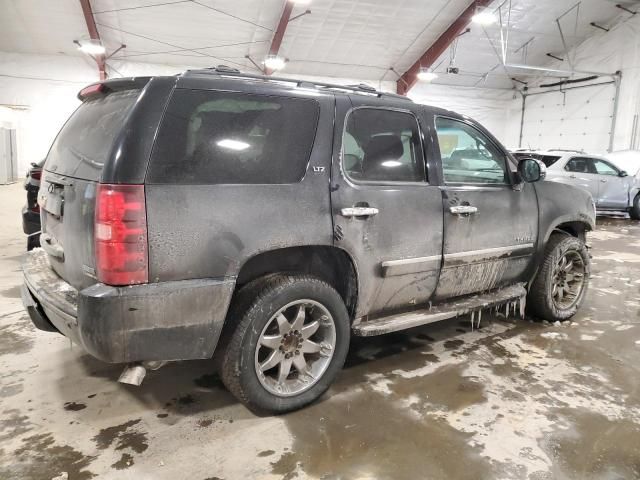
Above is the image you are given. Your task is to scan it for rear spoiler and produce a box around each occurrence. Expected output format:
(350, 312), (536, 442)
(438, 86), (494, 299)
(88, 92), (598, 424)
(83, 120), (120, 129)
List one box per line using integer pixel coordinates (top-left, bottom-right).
(77, 77), (152, 101)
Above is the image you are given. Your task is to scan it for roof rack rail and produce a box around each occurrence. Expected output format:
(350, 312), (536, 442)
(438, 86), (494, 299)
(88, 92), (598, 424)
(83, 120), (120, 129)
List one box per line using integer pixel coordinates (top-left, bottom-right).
(547, 148), (584, 153)
(183, 65), (412, 101)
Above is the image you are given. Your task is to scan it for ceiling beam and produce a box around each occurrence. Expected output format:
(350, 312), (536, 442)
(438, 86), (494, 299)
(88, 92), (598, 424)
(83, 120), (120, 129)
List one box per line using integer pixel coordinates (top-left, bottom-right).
(396, 0), (493, 95)
(79, 0), (107, 80)
(264, 0), (295, 75)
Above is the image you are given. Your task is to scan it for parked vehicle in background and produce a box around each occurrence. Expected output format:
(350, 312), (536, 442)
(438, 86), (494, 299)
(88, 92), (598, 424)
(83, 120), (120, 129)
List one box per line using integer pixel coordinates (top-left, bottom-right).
(22, 69), (595, 413)
(22, 159), (44, 250)
(514, 149), (639, 219)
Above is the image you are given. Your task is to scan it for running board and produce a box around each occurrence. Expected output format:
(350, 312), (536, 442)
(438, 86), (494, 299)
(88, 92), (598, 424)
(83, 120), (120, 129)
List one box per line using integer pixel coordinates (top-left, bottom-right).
(352, 283), (527, 337)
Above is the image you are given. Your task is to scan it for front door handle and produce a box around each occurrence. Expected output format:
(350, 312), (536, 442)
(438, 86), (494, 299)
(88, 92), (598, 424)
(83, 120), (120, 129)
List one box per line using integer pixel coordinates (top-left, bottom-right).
(569, 174), (577, 179)
(449, 205), (478, 215)
(600, 179), (608, 183)
(341, 207), (379, 218)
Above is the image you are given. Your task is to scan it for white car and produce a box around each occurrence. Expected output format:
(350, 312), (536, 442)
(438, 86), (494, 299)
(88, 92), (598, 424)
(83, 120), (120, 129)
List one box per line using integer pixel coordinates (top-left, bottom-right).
(512, 149), (640, 219)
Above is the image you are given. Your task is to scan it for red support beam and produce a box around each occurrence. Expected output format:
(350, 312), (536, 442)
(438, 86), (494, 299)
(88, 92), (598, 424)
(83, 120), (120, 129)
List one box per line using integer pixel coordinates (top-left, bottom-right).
(264, 0), (295, 75)
(79, 0), (107, 80)
(396, 0), (493, 95)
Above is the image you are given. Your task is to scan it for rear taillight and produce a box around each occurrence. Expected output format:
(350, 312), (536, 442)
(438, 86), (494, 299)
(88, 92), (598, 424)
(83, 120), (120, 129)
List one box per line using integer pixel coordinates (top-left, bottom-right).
(30, 170), (42, 181)
(95, 184), (148, 286)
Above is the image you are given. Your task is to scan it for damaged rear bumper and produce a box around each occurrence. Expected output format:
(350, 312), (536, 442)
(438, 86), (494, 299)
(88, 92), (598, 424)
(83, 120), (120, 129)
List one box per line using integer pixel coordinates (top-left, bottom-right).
(22, 248), (235, 364)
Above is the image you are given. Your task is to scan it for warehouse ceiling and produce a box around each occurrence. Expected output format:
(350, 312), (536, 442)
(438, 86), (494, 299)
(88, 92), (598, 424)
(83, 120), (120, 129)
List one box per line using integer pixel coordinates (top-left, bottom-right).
(0, 0), (636, 90)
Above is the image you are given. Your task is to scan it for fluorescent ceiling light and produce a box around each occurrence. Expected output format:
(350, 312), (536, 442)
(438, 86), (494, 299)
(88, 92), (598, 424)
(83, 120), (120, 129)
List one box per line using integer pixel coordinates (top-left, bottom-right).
(417, 68), (438, 82)
(381, 160), (402, 167)
(76, 39), (106, 55)
(264, 55), (286, 71)
(471, 10), (497, 25)
(217, 139), (250, 151)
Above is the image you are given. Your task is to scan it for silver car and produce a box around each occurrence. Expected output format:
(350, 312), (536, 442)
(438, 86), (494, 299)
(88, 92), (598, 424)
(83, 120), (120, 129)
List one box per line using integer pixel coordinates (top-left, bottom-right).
(514, 149), (640, 219)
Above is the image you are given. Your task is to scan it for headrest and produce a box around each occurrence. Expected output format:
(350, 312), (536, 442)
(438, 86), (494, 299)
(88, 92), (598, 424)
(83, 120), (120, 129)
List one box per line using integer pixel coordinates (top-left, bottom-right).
(363, 135), (403, 162)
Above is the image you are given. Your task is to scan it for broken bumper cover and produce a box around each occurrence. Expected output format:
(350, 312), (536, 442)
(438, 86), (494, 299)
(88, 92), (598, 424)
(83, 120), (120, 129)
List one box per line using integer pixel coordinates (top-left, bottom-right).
(22, 248), (235, 364)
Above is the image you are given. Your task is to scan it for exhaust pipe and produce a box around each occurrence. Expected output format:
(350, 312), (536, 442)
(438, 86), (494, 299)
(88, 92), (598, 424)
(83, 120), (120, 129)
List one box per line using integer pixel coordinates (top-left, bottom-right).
(118, 361), (167, 386)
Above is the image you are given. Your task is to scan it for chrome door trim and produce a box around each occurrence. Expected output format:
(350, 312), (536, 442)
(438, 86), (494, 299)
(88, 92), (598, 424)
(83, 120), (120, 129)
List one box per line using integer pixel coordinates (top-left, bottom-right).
(381, 255), (442, 277)
(443, 243), (534, 267)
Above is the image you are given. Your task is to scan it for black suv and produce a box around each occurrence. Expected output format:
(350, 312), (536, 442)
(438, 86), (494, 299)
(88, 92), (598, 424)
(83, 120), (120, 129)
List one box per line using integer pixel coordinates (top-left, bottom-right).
(22, 67), (595, 413)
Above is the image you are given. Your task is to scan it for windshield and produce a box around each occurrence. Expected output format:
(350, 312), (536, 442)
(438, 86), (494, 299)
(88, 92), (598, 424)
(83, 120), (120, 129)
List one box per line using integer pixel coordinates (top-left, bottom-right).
(45, 89), (140, 180)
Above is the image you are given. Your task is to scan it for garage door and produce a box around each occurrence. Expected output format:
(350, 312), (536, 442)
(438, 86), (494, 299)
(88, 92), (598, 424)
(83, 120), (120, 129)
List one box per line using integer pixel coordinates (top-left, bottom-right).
(520, 82), (616, 154)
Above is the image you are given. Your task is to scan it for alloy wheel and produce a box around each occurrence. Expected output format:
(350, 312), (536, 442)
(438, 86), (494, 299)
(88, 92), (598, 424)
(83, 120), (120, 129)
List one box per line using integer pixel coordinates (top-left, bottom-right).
(254, 300), (336, 397)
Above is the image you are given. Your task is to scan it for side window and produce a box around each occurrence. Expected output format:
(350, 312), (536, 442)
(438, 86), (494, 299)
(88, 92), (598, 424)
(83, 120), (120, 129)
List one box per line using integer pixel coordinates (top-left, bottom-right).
(435, 117), (509, 184)
(540, 155), (561, 167)
(565, 157), (594, 174)
(148, 89), (319, 184)
(593, 159), (619, 176)
(343, 108), (425, 183)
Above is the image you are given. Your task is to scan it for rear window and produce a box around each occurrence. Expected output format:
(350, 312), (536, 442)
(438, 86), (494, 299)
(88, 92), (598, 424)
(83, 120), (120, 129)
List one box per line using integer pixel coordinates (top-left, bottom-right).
(45, 90), (140, 180)
(148, 89), (320, 184)
(539, 155), (561, 167)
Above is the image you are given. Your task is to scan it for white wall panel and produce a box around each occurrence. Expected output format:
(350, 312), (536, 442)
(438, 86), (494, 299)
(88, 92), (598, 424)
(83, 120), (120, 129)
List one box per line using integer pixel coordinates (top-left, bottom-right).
(520, 83), (616, 153)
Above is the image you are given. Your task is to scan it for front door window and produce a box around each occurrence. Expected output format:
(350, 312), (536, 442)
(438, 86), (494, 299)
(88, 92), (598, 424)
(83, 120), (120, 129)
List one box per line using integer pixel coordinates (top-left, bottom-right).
(435, 117), (509, 185)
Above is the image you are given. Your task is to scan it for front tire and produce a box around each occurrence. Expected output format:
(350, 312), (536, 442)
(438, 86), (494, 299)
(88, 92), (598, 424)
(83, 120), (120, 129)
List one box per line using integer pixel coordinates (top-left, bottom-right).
(221, 275), (350, 414)
(528, 234), (590, 321)
(630, 194), (640, 220)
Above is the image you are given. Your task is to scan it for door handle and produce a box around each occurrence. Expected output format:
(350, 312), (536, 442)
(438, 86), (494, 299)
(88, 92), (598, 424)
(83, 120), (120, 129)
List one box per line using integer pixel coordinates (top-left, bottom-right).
(600, 179), (607, 183)
(569, 175), (577, 179)
(340, 207), (379, 218)
(449, 205), (478, 215)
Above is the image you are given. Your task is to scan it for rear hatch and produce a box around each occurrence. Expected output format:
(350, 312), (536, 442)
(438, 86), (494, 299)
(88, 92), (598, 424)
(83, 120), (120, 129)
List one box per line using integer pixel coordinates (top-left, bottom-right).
(39, 82), (146, 290)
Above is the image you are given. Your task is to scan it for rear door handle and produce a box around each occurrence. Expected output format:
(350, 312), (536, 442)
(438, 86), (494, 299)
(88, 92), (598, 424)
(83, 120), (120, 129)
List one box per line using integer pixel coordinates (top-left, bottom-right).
(340, 207), (379, 218)
(449, 205), (478, 215)
(600, 179), (607, 183)
(569, 174), (577, 179)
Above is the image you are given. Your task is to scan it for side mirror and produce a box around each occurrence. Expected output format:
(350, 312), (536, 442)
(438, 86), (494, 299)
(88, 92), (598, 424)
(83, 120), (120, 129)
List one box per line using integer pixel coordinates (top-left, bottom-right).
(619, 170), (628, 177)
(517, 158), (547, 183)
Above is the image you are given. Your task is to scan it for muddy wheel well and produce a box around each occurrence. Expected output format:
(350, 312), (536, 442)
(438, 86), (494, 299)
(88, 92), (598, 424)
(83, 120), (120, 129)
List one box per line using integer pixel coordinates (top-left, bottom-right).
(553, 222), (589, 242)
(235, 246), (358, 318)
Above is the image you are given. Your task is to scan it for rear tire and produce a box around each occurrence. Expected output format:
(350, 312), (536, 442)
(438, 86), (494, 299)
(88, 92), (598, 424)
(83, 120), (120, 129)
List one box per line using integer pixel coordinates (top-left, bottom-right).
(27, 234), (40, 251)
(630, 194), (640, 220)
(221, 274), (350, 414)
(527, 234), (590, 321)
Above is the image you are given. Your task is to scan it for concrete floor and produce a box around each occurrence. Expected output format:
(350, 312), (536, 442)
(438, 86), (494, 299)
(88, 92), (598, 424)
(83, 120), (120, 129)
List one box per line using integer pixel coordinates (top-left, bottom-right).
(1, 181), (639, 480)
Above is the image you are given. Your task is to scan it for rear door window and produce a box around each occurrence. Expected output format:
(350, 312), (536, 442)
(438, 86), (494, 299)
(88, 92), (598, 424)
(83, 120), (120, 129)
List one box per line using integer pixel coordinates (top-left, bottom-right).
(45, 90), (140, 180)
(565, 157), (595, 174)
(540, 155), (561, 167)
(342, 108), (425, 183)
(148, 89), (320, 184)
